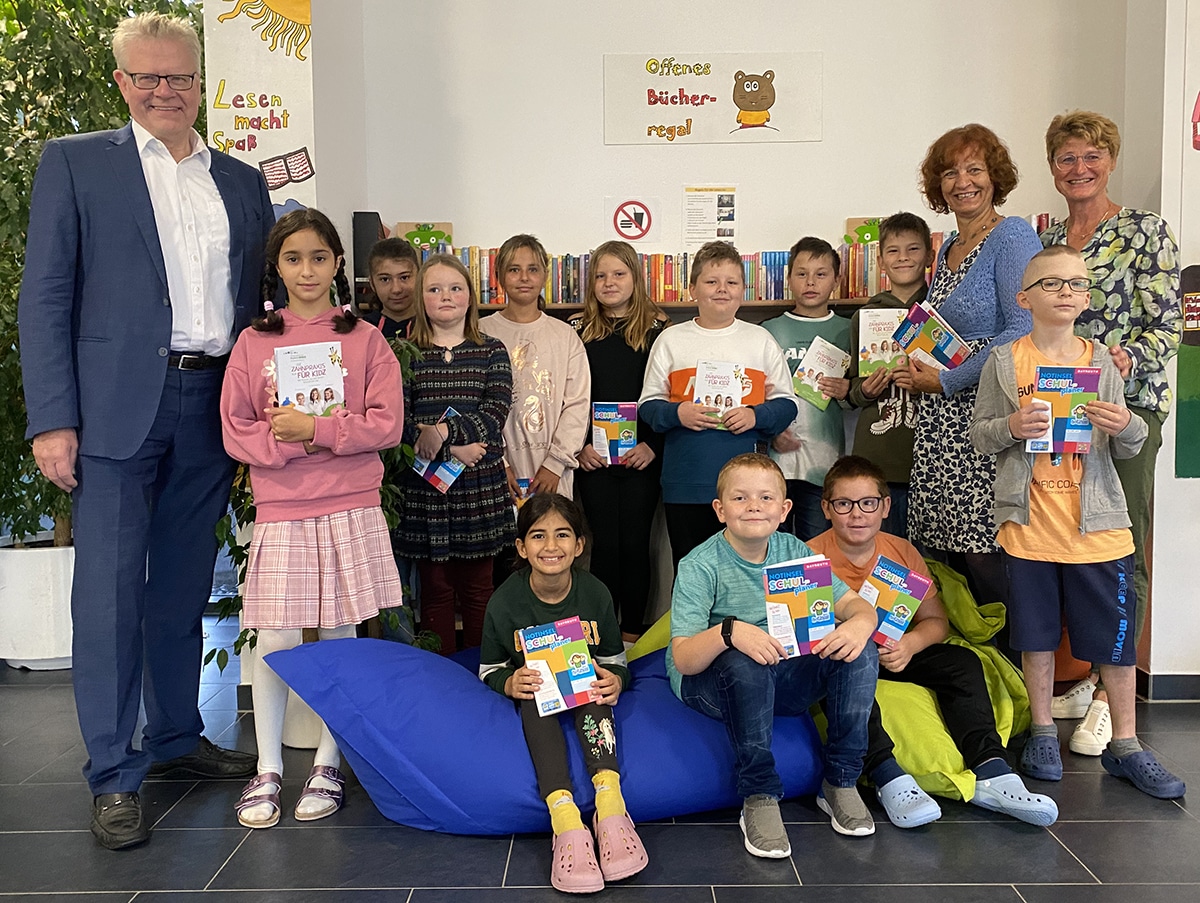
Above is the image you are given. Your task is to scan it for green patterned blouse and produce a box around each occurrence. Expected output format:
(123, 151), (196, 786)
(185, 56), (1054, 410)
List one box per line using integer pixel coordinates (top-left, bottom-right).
(1041, 208), (1181, 415)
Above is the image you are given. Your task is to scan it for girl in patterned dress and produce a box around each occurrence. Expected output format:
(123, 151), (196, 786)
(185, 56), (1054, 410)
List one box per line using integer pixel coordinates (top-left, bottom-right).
(393, 254), (516, 653)
(221, 208), (404, 829)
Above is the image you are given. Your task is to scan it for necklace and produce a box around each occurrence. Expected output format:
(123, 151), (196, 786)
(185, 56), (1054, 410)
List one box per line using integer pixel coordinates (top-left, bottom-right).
(441, 346), (453, 364)
(957, 213), (999, 249)
(1067, 201), (1119, 240)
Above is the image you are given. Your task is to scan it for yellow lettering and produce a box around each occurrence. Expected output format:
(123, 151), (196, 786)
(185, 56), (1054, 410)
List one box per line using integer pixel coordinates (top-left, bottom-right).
(212, 78), (230, 110)
(271, 94), (282, 106)
(234, 115), (251, 130)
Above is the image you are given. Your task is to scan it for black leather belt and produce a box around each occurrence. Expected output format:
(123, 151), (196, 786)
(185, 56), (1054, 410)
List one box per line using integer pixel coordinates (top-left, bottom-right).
(168, 352), (230, 370)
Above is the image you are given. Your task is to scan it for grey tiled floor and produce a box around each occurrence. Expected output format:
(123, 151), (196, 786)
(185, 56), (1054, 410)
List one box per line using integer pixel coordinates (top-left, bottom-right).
(2, 617), (1198, 901)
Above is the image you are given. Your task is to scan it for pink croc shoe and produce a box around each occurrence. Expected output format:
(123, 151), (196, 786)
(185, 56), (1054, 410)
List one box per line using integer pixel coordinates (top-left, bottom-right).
(593, 811), (648, 882)
(550, 827), (604, 894)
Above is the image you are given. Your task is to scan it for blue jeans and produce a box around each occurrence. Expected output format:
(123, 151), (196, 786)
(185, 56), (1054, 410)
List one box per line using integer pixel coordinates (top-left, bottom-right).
(680, 644), (878, 798)
(882, 482), (909, 542)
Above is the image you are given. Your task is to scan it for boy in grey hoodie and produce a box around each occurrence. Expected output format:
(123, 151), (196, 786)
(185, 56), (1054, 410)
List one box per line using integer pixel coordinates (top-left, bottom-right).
(970, 245), (1183, 800)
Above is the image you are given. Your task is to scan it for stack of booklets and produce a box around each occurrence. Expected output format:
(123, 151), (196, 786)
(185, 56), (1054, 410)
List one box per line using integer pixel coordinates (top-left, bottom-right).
(856, 555), (932, 648)
(857, 309), (909, 375)
(591, 402), (638, 464)
(1025, 366), (1101, 454)
(893, 300), (971, 370)
(792, 336), (851, 410)
(762, 555), (835, 657)
(274, 341), (345, 415)
(519, 616), (597, 717)
(411, 406), (466, 493)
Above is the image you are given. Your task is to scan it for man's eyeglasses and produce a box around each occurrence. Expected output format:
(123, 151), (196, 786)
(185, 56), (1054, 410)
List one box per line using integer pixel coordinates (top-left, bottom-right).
(827, 496), (883, 514)
(1023, 277), (1091, 293)
(1052, 151), (1107, 171)
(123, 72), (197, 91)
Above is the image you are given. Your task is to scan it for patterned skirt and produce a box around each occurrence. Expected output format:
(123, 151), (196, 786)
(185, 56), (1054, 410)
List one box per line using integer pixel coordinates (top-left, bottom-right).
(243, 506), (402, 629)
(908, 365), (1000, 554)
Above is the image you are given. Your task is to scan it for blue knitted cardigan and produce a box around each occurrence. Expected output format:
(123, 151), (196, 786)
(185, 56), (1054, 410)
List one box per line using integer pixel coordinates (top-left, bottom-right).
(933, 215), (1041, 396)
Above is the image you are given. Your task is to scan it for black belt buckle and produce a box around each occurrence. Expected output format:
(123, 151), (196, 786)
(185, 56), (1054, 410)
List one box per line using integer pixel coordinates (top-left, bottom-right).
(168, 352), (228, 371)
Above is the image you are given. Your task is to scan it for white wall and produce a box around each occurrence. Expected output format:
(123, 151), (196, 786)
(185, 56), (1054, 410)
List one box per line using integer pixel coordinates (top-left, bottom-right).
(315, 0), (1127, 255)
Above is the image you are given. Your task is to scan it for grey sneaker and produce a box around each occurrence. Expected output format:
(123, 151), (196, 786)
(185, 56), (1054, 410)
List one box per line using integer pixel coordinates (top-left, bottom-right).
(816, 780), (875, 836)
(739, 794), (791, 858)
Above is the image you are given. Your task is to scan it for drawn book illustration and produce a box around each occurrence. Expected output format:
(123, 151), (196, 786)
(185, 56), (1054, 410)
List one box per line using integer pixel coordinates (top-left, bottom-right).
(259, 147), (314, 190)
(411, 406), (466, 493)
(591, 402), (638, 464)
(793, 336), (851, 411)
(857, 554), (933, 648)
(857, 309), (909, 375)
(519, 616), (597, 717)
(892, 300), (971, 371)
(274, 341), (344, 416)
(1025, 366), (1101, 454)
(693, 360), (747, 428)
(762, 555), (835, 657)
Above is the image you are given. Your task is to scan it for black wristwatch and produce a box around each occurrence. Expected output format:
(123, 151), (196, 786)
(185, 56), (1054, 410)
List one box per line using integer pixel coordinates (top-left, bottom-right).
(721, 616), (737, 648)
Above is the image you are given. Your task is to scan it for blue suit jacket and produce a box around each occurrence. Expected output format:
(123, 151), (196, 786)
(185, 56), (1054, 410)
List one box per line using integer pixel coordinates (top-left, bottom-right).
(18, 123), (274, 459)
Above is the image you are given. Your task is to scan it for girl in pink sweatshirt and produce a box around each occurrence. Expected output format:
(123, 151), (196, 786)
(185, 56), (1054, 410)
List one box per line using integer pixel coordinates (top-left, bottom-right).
(220, 208), (404, 830)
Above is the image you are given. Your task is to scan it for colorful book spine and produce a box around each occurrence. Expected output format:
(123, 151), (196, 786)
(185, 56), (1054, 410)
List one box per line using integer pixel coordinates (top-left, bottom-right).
(763, 555), (835, 656)
(519, 615), (597, 717)
(856, 554), (933, 648)
(1025, 366), (1102, 454)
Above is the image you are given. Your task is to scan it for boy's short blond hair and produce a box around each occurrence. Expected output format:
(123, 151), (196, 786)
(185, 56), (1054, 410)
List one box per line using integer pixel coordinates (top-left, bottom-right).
(1021, 244), (1086, 286)
(716, 453), (786, 500)
(689, 241), (743, 287)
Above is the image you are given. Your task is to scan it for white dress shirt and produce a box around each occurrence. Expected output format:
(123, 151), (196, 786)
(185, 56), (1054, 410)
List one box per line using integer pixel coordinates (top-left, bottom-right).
(131, 120), (235, 356)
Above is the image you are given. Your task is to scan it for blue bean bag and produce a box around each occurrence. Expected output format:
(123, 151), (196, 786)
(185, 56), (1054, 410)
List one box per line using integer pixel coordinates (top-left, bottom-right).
(266, 638), (823, 835)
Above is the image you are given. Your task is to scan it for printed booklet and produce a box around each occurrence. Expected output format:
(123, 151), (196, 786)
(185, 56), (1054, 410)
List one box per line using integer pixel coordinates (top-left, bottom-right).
(762, 555), (835, 657)
(411, 406), (465, 494)
(857, 309), (909, 376)
(856, 554), (933, 648)
(274, 341), (345, 415)
(793, 336), (851, 411)
(1024, 366), (1102, 454)
(693, 359), (747, 428)
(892, 301), (971, 371)
(591, 402), (638, 464)
(519, 616), (597, 717)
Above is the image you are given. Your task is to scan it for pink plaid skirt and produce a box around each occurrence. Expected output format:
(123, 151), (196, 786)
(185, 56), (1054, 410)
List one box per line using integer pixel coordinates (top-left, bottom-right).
(242, 506), (402, 629)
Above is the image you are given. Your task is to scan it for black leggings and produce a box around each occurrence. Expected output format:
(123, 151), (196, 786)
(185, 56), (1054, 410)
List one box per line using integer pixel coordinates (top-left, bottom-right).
(861, 643), (1009, 778)
(521, 700), (619, 800)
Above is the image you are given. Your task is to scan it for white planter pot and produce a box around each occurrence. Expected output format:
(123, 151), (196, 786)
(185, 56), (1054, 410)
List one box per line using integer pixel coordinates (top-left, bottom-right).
(0, 543), (74, 670)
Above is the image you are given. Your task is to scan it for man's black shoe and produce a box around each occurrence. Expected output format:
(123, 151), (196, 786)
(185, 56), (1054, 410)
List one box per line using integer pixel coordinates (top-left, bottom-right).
(148, 737), (257, 778)
(91, 792), (149, 850)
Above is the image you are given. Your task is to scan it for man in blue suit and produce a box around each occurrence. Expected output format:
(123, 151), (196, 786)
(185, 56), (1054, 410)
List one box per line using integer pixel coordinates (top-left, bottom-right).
(18, 13), (274, 850)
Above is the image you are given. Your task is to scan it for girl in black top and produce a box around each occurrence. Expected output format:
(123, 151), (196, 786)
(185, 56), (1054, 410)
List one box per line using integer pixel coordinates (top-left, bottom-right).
(571, 240), (669, 640)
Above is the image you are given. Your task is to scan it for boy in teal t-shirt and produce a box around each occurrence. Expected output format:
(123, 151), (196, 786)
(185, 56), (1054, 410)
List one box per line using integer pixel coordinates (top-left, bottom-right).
(762, 237), (851, 540)
(668, 453), (879, 855)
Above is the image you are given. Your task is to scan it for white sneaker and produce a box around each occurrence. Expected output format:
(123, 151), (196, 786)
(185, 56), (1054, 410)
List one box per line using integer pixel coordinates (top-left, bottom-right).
(1051, 678), (1096, 720)
(1069, 699), (1112, 756)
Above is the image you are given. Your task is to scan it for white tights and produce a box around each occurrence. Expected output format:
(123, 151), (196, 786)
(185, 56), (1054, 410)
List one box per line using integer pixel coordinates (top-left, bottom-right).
(251, 624), (357, 776)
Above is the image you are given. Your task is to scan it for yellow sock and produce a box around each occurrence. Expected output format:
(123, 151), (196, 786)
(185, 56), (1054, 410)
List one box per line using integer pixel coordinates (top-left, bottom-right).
(547, 789), (584, 835)
(592, 769), (626, 821)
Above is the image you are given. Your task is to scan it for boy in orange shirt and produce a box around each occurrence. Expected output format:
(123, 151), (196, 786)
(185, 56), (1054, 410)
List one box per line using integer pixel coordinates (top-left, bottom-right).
(970, 245), (1183, 798)
(809, 455), (1058, 825)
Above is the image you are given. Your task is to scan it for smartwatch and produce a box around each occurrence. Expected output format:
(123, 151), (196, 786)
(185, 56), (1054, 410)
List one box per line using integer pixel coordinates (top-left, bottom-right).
(721, 616), (737, 648)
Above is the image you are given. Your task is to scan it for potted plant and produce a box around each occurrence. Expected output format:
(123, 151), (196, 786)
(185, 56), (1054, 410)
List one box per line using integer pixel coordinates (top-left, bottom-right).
(0, 0), (198, 668)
